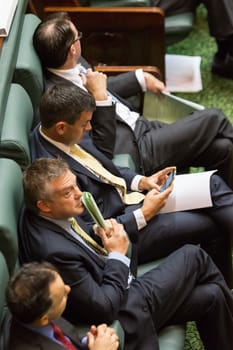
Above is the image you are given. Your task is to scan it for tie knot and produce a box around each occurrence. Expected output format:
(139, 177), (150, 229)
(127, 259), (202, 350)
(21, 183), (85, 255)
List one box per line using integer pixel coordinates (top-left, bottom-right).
(68, 217), (76, 227)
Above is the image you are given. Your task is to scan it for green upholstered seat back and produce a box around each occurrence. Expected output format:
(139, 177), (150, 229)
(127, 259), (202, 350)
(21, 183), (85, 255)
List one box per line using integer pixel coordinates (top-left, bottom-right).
(0, 158), (23, 275)
(13, 14), (43, 126)
(0, 84), (33, 170)
(0, 0), (28, 132)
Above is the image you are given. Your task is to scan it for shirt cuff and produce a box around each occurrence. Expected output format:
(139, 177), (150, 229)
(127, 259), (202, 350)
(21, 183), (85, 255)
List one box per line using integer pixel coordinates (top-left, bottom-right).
(131, 175), (144, 191)
(96, 96), (112, 106)
(135, 69), (146, 92)
(133, 208), (147, 230)
(108, 252), (131, 267)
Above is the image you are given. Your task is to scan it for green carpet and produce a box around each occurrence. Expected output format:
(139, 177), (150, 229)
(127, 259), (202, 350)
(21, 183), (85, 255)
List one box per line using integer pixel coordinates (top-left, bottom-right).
(166, 5), (233, 350)
(184, 322), (204, 350)
(167, 5), (233, 123)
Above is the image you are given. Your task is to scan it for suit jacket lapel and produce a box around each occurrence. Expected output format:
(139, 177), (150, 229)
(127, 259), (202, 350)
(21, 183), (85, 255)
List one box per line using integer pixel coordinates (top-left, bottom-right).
(33, 213), (106, 269)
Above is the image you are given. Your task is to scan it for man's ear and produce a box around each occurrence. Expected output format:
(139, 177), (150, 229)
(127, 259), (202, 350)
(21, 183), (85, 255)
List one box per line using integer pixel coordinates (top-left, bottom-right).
(37, 199), (51, 214)
(36, 313), (50, 327)
(70, 42), (77, 56)
(67, 43), (76, 59)
(55, 121), (67, 136)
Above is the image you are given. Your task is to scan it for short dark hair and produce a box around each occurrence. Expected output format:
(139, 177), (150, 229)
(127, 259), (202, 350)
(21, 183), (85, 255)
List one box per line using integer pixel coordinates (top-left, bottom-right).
(23, 158), (70, 213)
(40, 83), (96, 128)
(33, 12), (75, 68)
(6, 262), (58, 323)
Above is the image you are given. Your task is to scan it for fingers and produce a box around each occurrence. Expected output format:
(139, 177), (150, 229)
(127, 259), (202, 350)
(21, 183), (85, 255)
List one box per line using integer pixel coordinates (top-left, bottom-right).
(97, 324), (119, 342)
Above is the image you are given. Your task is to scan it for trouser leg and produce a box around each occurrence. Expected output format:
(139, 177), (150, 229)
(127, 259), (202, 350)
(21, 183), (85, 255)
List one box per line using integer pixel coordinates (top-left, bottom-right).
(136, 245), (233, 348)
(200, 0), (233, 39)
(202, 233), (233, 288)
(150, 0), (198, 15)
(192, 138), (233, 188)
(152, 0), (233, 39)
(168, 284), (233, 350)
(137, 109), (233, 183)
(203, 174), (233, 287)
(196, 284), (233, 350)
(135, 207), (230, 283)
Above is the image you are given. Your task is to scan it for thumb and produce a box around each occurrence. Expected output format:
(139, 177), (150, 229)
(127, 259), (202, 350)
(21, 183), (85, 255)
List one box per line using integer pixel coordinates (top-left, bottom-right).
(87, 332), (94, 348)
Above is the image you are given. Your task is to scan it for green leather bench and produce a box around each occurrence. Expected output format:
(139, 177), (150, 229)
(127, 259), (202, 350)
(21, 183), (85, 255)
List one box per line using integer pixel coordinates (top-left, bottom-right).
(0, 158), (24, 275)
(0, 84), (33, 170)
(0, 0), (28, 126)
(13, 14), (44, 127)
(0, 1), (34, 170)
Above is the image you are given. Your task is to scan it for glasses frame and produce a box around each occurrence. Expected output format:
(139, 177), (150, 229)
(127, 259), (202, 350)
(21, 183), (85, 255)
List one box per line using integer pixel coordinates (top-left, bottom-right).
(72, 31), (83, 44)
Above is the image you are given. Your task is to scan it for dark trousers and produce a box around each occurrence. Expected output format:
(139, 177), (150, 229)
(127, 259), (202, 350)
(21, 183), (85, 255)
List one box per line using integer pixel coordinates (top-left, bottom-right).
(151, 0), (233, 39)
(128, 175), (233, 287)
(136, 108), (233, 188)
(133, 245), (233, 350)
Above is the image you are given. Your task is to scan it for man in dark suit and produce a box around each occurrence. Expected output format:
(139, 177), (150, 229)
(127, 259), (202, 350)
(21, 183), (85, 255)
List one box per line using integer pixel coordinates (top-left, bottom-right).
(18, 157), (233, 350)
(30, 83), (233, 287)
(32, 12), (233, 188)
(151, 0), (233, 78)
(6, 261), (119, 350)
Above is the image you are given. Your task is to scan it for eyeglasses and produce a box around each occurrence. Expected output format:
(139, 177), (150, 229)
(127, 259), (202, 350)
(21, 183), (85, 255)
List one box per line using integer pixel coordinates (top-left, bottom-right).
(72, 32), (83, 43)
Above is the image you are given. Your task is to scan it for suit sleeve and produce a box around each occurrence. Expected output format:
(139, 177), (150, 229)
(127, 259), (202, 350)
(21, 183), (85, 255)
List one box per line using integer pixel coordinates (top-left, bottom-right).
(50, 251), (129, 325)
(90, 104), (117, 160)
(107, 71), (142, 98)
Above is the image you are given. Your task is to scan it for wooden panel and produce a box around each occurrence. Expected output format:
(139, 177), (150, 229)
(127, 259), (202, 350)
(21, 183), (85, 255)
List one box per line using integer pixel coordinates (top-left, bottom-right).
(44, 6), (166, 81)
(28, 0), (81, 18)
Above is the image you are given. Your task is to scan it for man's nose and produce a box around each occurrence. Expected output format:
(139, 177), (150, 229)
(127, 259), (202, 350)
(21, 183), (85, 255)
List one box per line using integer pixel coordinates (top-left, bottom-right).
(85, 121), (92, 131)
(74, 185), (82, 198)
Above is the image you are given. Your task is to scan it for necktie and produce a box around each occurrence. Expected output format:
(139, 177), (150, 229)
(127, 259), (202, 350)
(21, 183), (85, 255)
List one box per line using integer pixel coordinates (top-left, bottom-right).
(52, 323), (78, 350)
(69, 217), (108, 256)
(70, 145), (145, 205)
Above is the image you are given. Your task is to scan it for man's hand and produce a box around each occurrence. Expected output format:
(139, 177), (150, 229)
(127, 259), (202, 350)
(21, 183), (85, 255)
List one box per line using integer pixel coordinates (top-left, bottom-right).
(139, 166), (176, 191)
(143, 71), (168, 94)
(84, 68), (108, 100)
(95, 219), (129, 255)
(141, 185), (173, 222)
(87, 324), (119, 350)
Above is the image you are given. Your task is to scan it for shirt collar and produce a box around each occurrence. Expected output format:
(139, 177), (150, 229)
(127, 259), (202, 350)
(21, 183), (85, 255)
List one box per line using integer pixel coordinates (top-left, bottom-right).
(39, 214), (71, 233)
(21, 321), (54, 339)
(39, 126), (70, 154)
(47, 64), (87, 91)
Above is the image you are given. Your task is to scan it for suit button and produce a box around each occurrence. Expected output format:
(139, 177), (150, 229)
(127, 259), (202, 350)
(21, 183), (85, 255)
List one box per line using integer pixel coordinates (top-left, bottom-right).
(142, 305), (148, 312)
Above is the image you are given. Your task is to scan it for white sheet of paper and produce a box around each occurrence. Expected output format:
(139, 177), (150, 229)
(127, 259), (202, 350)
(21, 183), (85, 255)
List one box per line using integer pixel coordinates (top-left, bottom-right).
(160, 170), (216, 213)
(165, 54), (203, 92)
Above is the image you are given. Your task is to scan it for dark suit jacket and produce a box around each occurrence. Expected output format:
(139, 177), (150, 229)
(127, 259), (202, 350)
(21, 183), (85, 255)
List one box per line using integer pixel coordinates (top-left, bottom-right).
(30, 127), (141, 243)
(45, 68), (146, 174)
(18, 211), (158, 350)
(8, 317), (87, 350)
